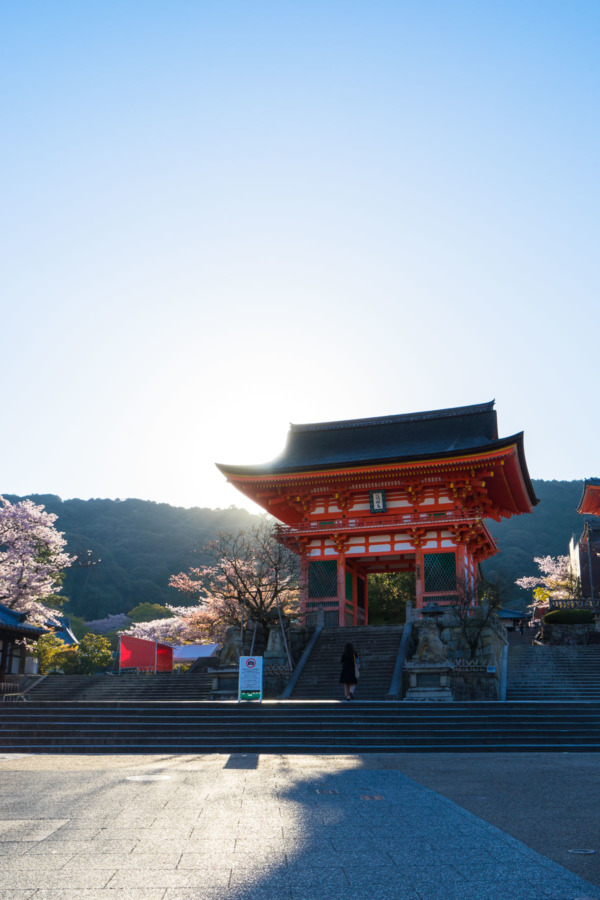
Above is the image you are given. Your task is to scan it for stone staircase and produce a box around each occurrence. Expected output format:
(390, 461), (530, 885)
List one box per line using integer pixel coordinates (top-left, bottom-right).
(2, 701), (600, 753)
(23, 672), (214, 702)
(291, 625), (404, 700)
(507, 645), (600, 701)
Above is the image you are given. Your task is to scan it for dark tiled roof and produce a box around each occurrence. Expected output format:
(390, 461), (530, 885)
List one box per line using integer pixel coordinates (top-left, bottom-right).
(218, 401), (507, 474)
(579, 520), (600, 542)
(0, 603), (44, 637)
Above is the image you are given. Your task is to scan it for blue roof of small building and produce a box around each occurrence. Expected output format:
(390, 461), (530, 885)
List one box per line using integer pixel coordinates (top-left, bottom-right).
(497, 607), (531, 619)
(47, 616), (78, 646)
(0, 603), (44, 637)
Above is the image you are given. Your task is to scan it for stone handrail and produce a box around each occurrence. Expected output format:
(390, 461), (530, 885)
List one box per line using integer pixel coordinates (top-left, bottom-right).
(0, 674), (46, 702)
(499, 643), (509, 701)
(386, 620), (413, 700)
(279, 626), (323, 700)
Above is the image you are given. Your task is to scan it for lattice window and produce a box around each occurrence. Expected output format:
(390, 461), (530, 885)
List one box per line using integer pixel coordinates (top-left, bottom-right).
(308, 560), (337, 598)
(345, 571), (353, 602)
(424, 552), (456, 593)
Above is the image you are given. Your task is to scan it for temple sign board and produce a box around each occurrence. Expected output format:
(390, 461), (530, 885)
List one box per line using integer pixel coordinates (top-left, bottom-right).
(238, 656), (263, 702)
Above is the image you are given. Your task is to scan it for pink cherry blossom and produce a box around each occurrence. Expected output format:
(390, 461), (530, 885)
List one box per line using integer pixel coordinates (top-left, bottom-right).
(122, 523), (300, 646)
(515, 555), (575, 609)
(0, 495), (74, 625)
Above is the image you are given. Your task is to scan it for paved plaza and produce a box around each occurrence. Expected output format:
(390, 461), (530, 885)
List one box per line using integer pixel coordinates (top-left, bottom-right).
(0, 751), (599, 900)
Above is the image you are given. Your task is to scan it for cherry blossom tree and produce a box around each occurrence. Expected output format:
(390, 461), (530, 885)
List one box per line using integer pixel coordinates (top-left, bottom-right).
(168, 522), (300, 644)
(0, 496), (74, 625)
(515, 555), (578, 611)
(119, 605), (217, 644)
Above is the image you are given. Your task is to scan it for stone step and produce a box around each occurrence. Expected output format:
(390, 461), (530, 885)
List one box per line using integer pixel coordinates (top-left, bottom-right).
(507, 645), (600, 700)
(291, 626), (404, 700)
(26, 673), (214, 702)
(4, 701), (600, 753)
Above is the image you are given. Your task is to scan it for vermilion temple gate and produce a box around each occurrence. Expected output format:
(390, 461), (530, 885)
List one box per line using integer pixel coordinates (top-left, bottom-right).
(218, 402), (538, 626)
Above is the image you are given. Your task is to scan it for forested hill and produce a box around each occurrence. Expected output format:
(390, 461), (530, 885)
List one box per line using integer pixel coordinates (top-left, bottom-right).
(4, 481), (590, 617)
(4, 495), (260, 620)
(482, 480), (586, 590)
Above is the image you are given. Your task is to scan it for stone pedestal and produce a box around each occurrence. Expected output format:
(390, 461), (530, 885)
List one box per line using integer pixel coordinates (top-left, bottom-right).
(404, 661), (454, 701)
(209, 665), (239, 700)
(264, 626), (287, 667)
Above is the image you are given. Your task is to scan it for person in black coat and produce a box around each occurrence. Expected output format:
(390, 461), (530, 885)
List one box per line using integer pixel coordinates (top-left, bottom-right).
(339, 642), (358, 700)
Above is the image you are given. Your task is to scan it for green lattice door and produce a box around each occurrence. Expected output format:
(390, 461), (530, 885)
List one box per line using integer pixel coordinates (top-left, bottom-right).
(423, 552), (457, 596)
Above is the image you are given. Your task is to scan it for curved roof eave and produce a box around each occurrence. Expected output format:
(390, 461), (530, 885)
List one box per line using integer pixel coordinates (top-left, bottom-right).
(217, 431), (539, 508)
(577, 478), (600, 514)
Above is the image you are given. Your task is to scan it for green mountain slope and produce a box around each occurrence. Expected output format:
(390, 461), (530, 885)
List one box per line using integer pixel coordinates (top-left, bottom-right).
(5, 494), (261, 620)
(482, 480), (585, 598)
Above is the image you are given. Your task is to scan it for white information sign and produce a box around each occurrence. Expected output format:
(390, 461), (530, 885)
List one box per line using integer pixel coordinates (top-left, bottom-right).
(238, 656), (263, 702)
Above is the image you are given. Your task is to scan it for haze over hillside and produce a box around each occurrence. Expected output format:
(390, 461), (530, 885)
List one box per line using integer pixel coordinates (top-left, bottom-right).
(5, 481), (590, 618)
(5, 495), (260, 620)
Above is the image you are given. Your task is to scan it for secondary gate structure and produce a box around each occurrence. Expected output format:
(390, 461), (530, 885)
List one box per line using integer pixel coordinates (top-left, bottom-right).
(217, 401), (538, 626)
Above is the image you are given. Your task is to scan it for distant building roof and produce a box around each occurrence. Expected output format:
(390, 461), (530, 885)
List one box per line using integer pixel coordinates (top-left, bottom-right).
(574, 518), (600, 547)
(48, 616), (78, 646)
(497, 607), (531, 620)
(173, 644), (220, 662)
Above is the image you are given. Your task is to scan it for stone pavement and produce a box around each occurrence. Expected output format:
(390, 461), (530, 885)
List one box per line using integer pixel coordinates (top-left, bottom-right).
(0, 752), (598, 900)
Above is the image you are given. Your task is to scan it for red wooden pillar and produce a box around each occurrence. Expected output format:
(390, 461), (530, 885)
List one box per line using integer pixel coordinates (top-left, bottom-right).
(463, 547), (477, 605)
(470, 554), (478, 604)
(352, 569), (358, 626)
(299, 550), (309, 621)
(455, 543), (467, 604)
(415, 548), (424, 608)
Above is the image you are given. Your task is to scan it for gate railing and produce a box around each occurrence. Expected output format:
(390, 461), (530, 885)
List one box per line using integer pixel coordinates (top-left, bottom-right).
(276, 509), (490, 538)
(549, 598), (600, 612)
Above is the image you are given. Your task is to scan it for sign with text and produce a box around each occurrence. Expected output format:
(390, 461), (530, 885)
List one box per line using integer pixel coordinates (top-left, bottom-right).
(369, 490), (386, 513)
(238, 656), (263, 702)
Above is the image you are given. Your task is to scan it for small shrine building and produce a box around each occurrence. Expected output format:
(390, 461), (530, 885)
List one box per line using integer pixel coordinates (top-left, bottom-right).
(0, 603), (44, 679)
(217, 401), (538, 626)
(577, 479), (600, 518)
(571, 479), (600, 600)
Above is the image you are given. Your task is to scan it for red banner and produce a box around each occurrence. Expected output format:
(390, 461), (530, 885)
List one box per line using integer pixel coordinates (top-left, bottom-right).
(156, 642), (173, 672)
(119, 635), (173, 672)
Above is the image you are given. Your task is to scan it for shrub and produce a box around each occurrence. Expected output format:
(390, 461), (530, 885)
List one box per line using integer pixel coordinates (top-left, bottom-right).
(35, 632), (113, 674)
(543, 608), (595, 625)
(128, 603), (174, 623)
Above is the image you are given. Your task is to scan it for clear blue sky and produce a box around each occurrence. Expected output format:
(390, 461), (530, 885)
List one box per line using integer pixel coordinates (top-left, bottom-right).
(2, 2), (599, 512)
